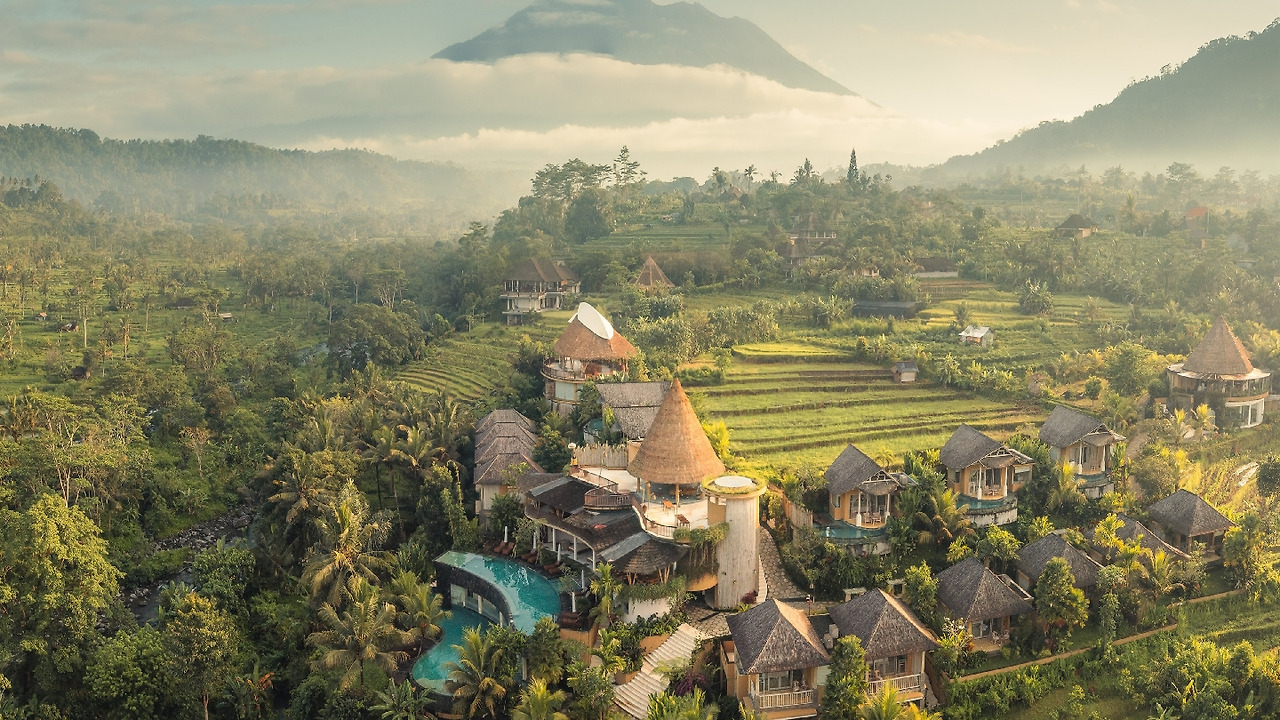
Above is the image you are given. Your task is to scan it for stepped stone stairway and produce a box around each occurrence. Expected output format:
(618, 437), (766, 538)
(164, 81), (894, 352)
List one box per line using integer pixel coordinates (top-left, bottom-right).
(614, 623), (705, 719)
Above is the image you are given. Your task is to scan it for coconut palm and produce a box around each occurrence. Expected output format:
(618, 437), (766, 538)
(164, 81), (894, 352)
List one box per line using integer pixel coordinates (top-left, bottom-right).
(914, 489), (974, 548)
(512, 678), (568, 720)
(856, 684), (905, 720)
(398, 581), (450, 655)
(308, 576), (411, 690)
(1113, 540), (1149, 587)
(302, 482), (392, 607)
(589, 563), (622, 630)
(444, 627), (507, 720)
(1045, 463), (1085, 513)
(360, 425), (398, 513)
(1167, 408), (1191, 447)
(371, 678), (431, 720)
(267, 446), (339, 530)
(646, 689), (718, 720)
(1149, 550), (1176, 598)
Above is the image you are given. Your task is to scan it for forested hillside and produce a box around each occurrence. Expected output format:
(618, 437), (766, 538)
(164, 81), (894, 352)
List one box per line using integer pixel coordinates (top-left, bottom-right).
(937, 19), (1280, 176)
(0, 125), (518, 233)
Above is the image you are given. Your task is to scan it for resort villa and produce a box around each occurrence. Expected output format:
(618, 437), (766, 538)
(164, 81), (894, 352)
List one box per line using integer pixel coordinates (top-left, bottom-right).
(473, 409), (541, 514)
(500, 258), (580, 324)
(1145, 489), (1236, 558)
(544, 303), (638, 415)
(940, 425), (1033, 527)
(936, 557), (1032, 651)
(1166, 317), (1272, 429)
(1039, 405), (1125, 499)
(1016, 533), (1103, 593)
(827, 589), (938, 707)
(724, 599), (830, 720)
(821, 445), (917, 555)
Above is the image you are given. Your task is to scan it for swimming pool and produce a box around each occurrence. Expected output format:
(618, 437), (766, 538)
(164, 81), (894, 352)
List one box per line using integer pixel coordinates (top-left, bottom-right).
(435, 551), (562, 633)
(411, 607), (493, 692)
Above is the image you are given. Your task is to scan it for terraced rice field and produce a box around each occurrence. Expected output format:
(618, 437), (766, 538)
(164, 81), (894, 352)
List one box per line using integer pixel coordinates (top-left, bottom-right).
(700, 350), (1045, 471)
(395, 316), (566, 402)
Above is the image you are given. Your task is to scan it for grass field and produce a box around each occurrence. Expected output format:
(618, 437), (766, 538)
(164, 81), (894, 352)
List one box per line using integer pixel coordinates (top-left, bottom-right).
(394, 313), (568, 402)
(698, 350), (1044, 471)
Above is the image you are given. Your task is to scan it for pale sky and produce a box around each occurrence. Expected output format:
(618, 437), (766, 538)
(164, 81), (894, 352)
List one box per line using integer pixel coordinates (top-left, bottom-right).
(1, 1), (1277, 176)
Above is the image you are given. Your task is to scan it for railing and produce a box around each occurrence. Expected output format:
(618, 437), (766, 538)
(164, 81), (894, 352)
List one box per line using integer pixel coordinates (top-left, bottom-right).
(749, 688), (814, 710)
(866, 673), (923, 697)
(584, 488), (633, 510)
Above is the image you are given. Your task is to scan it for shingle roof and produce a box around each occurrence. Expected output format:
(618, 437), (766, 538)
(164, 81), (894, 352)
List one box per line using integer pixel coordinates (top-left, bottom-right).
(601, 532), (688, 576)
(635, 257), (674, 290)
(1039, 405), (1122, 448)
(476, 435), (539, 466)
(829, 589), (938, 658)
(937, 557), (1032, 622)
(1147, 489), (1236, 538)
(824, 445), (916, 497)
(940, 424), (1004, 471)
(517, 472), (565, 495)
(1016, 533), (1102, 589)
(1182, 317), (1255, 377)
(476, 422), (538, 448)
(475, 409), (535, 434)
(727, 599), (831, 675)
(596, 381), (670, 439)
(527, 475), (594, 514)
(509, 258), (578, 284)
(1086, 513), (1188, 562)
(474, 452), (542, 486)
(628, 380), (725, 487)
(1057, 214), (1096, 230)
(552, 304), (638, 362)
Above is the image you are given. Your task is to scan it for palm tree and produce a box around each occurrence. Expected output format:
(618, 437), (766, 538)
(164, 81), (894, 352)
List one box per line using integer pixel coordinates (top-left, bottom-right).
(512, 678), (568, 720)
(308, 576), (411, 690)
(398, 581), (450, 655)
(856, 684), (904, 720)
(361, 425), (398, 513)
(267, 446), (339, 539)
(1167, 408), (1191, 447)
(444, 627), (507, 720)
(1113, 540), (1149, 588)
(372, 678), (431, 720)
(1046, 463), (1085, 513)
(303, 482), (392, 606)
(1149, 549), (1176, 599)
(589, 563), (622, 630)
(1147, 704), (1180, 720)
(646, 690), (719, 720)
(914, 489), (974, 548)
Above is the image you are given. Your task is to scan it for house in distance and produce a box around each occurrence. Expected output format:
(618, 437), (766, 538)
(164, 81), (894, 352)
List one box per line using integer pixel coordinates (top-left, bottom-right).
(1166, 317), (1271, 429)
(500, 258), (580, 325)
(544, 303), (637, 414)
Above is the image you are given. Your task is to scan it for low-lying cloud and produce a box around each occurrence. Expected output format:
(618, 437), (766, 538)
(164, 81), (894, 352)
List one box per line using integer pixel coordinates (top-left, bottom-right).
(0, 51), (1013, 178)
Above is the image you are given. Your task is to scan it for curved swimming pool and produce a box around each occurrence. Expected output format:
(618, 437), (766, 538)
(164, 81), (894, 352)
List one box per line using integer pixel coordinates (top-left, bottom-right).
(413, 552), (562, 692)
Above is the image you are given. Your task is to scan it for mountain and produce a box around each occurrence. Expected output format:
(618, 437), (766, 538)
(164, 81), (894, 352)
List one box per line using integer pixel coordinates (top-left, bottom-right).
(0, 124), (520, 229)
(936, 20), (1280, 176)
(434, 0), (853, 96)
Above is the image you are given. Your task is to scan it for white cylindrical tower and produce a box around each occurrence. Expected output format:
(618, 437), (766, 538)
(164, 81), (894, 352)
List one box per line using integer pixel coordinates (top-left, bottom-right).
(703, 475), (766, 609)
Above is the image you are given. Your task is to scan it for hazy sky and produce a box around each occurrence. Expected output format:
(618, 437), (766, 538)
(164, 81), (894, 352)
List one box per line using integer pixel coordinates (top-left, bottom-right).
(1, 0), (1277, 176)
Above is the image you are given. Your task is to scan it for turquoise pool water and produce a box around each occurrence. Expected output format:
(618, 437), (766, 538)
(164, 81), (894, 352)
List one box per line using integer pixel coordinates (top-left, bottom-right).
(436, 551), (561, 633)
(411, 608), (492, 691)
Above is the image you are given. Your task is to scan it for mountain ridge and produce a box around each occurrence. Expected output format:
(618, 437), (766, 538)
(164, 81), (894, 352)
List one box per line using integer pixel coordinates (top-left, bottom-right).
(935, 18), (1280, 175)
(434, 0), (854, 96)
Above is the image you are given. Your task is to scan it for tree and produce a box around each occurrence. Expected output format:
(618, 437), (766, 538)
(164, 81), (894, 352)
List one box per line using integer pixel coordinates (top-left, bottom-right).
(328, 304), (426, 377)
(1223, 511), (1273, 597)
(514, 678), (569, 720)
(228, 663), (276, 720)
(308, 576), (411, 690)
(1045, 463), (1085, 513)
(914, 488), (974, 549)
(445, 627), (507, 720)
(1102, 342), (1157, 397)
(566, 188), (613, 244)
(820, 635), (868, 720)
(1034, 558), (1088, 652)
(372, 678), (431, 720)
(86, 626), (184, 720)
(567, 664), (615, 720)
(534, 426), (573, 472)
(856, 683), (906, 720)
(165, 591), (241, 720)
(903, 563), (939, 629)
(976, 526), (1022, 570)
(1256, 456), (1280, 500)
(397, 581), (449, 655)
(646, 689), (718, 720)
(1026, 516), (1054, 543)
(303, 481), (392, 607)
(527, 616), (571, 684)
(589, 563), (622, 630)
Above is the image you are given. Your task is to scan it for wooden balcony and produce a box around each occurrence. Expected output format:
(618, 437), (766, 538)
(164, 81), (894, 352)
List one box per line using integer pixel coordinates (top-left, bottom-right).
(583, 488), (634, 510)
(866, 673), (923, 698)
(749, 688), (815, 710)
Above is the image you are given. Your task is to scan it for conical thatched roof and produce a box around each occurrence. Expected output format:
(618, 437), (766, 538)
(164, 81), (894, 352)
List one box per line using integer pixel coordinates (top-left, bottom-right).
(628, 379), (725, 487)
(727, 599), (830, 675)
(1183, 317), (1255, 376)
(636, 256), (674, 290)
(552, 303), (637, 362)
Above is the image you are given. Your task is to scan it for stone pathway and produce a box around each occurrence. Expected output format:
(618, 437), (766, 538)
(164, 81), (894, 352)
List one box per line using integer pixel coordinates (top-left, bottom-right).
(758, 527), (806, 601)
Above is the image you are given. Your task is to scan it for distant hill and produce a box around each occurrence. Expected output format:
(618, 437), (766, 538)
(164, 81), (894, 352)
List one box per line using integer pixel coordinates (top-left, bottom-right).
(0, 124), (514, 226)
(936, 19), (1280, 176)
(435, 0), (853, 96)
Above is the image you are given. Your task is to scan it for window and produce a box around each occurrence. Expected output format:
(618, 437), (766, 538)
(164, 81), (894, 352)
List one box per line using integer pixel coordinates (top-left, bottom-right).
(970, 619), (993, 638)
(967, 470), (981, 496)
(871, 655), (908, 677)
(759, 669), (803, 692)
(833, 494), (841, 508)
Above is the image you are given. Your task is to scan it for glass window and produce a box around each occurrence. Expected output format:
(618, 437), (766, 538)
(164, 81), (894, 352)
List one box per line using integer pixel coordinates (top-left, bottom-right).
(759, 669), (803, 692)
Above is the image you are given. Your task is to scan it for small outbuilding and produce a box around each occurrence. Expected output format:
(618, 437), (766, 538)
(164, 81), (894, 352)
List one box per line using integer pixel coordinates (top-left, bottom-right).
(634, 256), (675, 294)
(937, 557), (1033, 649)
(1055, 214), (1098, 238)
(959, 325), (993, 347)
(1015, 533), (1102, 592)
(893, 361), (918, 384)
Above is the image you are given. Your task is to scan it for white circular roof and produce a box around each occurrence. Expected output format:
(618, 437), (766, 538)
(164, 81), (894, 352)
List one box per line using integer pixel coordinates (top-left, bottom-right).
(712, 475), (754, 489)
(571, 302), (615, 340)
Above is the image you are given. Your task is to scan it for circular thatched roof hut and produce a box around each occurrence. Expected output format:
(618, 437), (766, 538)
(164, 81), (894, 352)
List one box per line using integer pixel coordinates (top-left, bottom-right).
(552, 303), (637, 362)
(629, 379), (725, 491)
